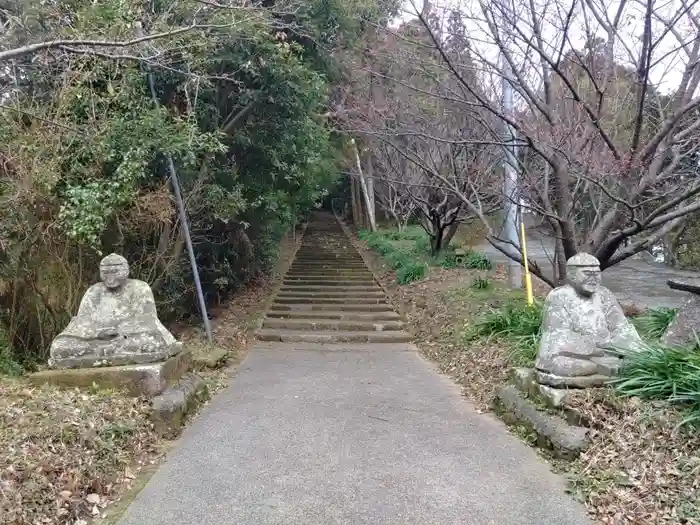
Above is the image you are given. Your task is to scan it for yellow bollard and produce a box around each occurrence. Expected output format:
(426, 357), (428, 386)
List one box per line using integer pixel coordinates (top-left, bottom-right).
(520, 221), (534, 306)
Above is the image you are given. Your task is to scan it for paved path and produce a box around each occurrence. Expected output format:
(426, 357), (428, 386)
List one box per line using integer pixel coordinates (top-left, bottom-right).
(118, 215), (592, 525)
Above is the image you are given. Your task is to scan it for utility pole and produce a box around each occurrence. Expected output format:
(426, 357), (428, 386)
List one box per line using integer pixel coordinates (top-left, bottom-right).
(501, 51), (522, 289)
(147, 73), (214, 343)
(136, 21), (213, 342)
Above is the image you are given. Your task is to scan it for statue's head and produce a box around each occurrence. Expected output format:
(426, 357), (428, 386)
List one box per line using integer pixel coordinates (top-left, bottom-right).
(566, 252), (601, 297)
(99, 253), (130, 290)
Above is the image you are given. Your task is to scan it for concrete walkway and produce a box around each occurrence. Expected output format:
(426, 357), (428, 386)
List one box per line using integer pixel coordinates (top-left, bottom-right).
(118, 216), (592, 525)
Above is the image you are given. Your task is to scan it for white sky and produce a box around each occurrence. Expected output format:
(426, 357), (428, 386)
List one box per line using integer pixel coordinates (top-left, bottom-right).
(391, 0), (698, 95)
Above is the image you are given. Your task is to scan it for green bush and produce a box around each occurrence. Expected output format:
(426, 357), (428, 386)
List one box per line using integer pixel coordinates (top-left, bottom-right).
(0, 329), (22, 376)
(464, 251), (492, 270)
(435, 249), (492, 270)
(471, 277), (491, 290)
(360, 227), (430, 283)
(357, 229), (372, 241)
(632, 307), (677, 340)
(465, 300), (543, 366)
(396, 262), (427, 284)
(413, 235), (430, 253)
(436, 251), (458, 269)
(387, 251), (410, 270)
(615, 343), (700, 427)
(387, 228), (424, 241)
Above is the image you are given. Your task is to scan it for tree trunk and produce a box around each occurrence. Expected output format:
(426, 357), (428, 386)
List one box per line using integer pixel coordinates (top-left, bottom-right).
(442, 222), (460, 250)
(366, 153), (376, 228)
(350, 175), (361, 228)
(554, 236), (566, 286)
(431, 216), (446, 255)
(352, 139), (376, 232)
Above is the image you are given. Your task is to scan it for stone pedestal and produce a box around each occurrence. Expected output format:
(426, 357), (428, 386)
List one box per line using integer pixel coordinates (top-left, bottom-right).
(494, 368), (589, 460)
(30, 351), (193, 397)
(536, 356), (622, 388)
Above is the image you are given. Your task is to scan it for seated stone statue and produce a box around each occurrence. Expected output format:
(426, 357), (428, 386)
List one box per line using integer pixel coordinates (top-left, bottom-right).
(535, 252), (642, 388)
(49, 254), (182, 369)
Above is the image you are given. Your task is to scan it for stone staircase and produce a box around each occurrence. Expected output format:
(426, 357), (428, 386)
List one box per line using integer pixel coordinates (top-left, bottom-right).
(256, 215), (412, 344)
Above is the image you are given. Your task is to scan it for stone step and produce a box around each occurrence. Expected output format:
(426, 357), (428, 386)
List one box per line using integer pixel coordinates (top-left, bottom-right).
(261, 318), (405, 332)
(292, 255), (363, 259)
(273, 297), (389, 305)
(290, 262), (366, 267)
(284, 273), (374, 279)
(286, 268), (372, 273)
(270, 303), (394, 313)
(289, 263), (368, 269)
(281, 280), (376, 287)
(255, 329), (413, 344)
(266, 310), (402, 321)
(294, 258), (363, 263)
(283, 276), (375, 282)
(294, 254), (363, 258)
(277, 290), (384, 298)
(281, 281), (382, 292)
(291, 256), (364, 260)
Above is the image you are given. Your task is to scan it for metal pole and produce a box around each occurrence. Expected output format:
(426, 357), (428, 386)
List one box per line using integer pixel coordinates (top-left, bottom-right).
(147, 73), (213, 342)
(501, 52), (522, 289)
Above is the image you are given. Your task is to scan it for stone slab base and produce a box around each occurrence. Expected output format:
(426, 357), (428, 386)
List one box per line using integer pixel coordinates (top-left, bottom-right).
(28, 351), (193, 397)
(190, 344), (230, 370)
(494, 385), (589, 460)
(151, 373), (209, 438)
(535, 370), (613, 388)
(510, 367), (573, 408)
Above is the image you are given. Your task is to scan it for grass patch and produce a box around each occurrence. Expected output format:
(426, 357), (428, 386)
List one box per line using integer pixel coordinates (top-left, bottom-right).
(464, 299), (543, 367)
(462, 251), (493, 270)
(359, 226), (492, 284)
(471, 276), (491, 290)
(0, 327), (23, 377)
(632, 307), (677, 340)
(396, 262), (427, 284)
(614, 342), (700, 427)
(0, 349), (22, 376)
(436, 248), (493, 270)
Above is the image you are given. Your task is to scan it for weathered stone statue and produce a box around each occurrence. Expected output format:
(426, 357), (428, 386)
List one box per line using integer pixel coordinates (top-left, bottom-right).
(49, 254), (182, 369)
(535, 252), (642, 388)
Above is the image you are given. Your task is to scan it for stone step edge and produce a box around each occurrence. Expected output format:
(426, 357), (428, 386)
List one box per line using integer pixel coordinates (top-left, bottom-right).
(277, 294), (384, 299)
(280, 282), (378, 287)
(493, 385), (589, 460)
(284, 272), (373, 276)
(269, 304), (395, 312)
(261, 319), (405, 331)
(150, 373), (209, 439)
(255, 329), (413, 343)
(273, 298), (390, 305)
(279, 285), (382, 290)
(266, 311), (401, 320)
